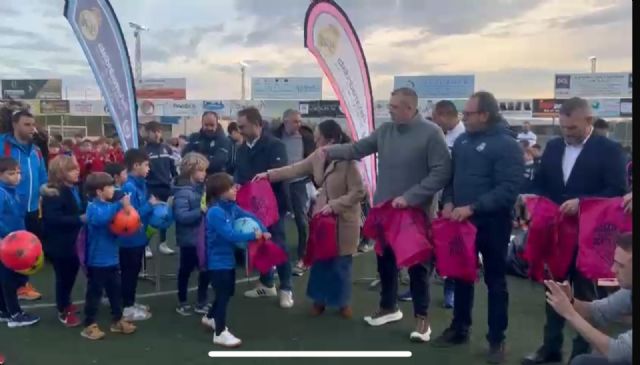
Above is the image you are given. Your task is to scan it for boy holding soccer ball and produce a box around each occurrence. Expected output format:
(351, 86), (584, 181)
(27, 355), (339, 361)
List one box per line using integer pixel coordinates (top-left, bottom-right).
(201, 172), (270, 348)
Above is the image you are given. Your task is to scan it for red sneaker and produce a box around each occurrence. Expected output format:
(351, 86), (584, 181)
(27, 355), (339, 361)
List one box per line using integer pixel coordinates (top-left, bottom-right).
(67, 303), (79, 314)
(59, 309), (81, 328)
(0, 353), (5, 365)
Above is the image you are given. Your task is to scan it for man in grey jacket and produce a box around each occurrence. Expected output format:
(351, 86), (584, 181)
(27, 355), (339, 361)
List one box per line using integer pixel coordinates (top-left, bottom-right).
(545, 232), (633, 365)
(321, 87), (451, 342)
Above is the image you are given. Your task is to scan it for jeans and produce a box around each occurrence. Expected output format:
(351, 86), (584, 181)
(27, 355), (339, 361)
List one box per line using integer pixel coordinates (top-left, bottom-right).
(287, 180), (309, 261)
(542, 258), (608, 357)
(0, 262), (22, 315)
(206, 269), (235, 336)
(452, 214), (511, 345)
(177, 247), (210, 304)
(51, 256), (80, 313)
(259, 216), (292, 291)
(148, 186), (171, 243)
(378, 246), (432, 317)
(119, 246), (145, 308)
(83, 266), (122, 326)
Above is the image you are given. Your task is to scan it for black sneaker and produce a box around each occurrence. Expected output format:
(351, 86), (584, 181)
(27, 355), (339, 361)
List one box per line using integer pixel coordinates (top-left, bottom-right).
(175, 304), (193, 316)
(7, 312), (40, 328)
(432, 327), (469, 347)
(193, 303), (210, 315)
(487, 342), (506, 364)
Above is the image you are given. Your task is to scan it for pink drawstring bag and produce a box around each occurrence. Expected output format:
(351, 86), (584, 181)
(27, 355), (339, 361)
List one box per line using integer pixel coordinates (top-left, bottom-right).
(384, 206), (433, 268)
(195, 220), (207, 271)
(236, 180), (279, 227)
(548, 214), (579, 280)
(432, 218), (478, 283)
(523, 196), (558, 282)
(362, 201), (394, 257)
(577, 197), (632, 280)
(248, 240), (288, 275)
(75, 226), (88, 275)
(303, 214), (339, 266)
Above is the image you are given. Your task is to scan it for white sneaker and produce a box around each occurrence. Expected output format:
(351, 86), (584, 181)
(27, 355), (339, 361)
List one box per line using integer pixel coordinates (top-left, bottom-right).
(134, 302), (150, 312)
(279, 290), (294, 309)
(364, 309), (403, 327)
(213, 328), (242, 348)
(123, 306), (151, 322)
(158, 242), (175, 255)
(201, 315), (216, 330)
(409, 317), (432, 343)
(243, 284), (277, 298)
(145, 246), (153, 259)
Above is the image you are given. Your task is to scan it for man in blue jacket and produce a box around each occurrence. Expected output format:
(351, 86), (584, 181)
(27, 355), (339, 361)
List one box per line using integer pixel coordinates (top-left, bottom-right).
(233, 107), (293, 309)
(435, 91), (524, 364)
(183, 111), (231, 174)
(522, 97), (627, 365)
(0, 109), (47, 301)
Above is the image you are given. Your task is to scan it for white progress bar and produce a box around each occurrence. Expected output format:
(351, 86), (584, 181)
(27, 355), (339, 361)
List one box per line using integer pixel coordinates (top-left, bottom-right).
(208, 351), (412, 358)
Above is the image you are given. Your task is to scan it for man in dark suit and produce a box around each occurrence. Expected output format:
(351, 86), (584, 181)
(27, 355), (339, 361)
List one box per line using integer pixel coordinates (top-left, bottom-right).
(522, 97), (627, 365)
(233, 107), (294, 309)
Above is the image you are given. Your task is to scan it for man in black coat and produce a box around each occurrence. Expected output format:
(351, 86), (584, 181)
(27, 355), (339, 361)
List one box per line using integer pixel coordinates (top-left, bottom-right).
(182, 111), (230, 174)
(272, 109), (316, 273)
(522, 97), (627, 365)
(234, 107), (293, 309)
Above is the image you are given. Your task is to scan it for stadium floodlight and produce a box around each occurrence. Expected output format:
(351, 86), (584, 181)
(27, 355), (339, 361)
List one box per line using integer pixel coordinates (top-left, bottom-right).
(129, 22), (149, 82)
(239, 61), (250, 100)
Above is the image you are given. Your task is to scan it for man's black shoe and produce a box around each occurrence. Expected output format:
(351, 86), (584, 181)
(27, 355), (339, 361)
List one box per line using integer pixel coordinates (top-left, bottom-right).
(521, 348), (563, 365)
(432, 327), (469, 347)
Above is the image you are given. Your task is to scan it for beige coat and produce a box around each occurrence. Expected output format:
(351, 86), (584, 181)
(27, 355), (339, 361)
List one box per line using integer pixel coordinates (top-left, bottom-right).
(267, 150), (365, 256)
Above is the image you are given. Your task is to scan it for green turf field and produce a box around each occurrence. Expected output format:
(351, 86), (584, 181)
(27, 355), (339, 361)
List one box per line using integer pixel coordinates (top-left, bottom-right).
(0, 222), (577, 365)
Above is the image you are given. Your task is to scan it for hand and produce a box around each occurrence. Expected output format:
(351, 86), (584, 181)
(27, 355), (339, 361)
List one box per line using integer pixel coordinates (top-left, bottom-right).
(149, 195), (159, 205)
(121, 194), (131, 207)
(254, 230), (262, 241)
(441, 203), (454, 219)
(622, 192), (632, 214)
(544, 280), (576, 319)
(559, 198), (579, 216)
(79, 214), (87, 223)
(391, 196), (408, 209)
(451, 205), (473, 222)
(261, 232), (272, 241)
(252, 172), (269, 182)
(316, 205), (333, 216)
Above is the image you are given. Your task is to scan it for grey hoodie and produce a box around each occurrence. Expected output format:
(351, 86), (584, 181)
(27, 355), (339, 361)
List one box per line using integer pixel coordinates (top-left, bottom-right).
(326, 112), (451, 208)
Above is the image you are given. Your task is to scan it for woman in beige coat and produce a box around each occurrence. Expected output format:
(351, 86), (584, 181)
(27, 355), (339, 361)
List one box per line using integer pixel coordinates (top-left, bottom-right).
(254, 119), (365, 318)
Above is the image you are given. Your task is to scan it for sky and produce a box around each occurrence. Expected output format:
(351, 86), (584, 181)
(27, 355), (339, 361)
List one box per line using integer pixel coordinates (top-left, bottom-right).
(0, 0), (632, 100)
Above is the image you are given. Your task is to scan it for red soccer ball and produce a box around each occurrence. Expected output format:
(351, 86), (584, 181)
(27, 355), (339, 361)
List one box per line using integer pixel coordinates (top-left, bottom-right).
(110, 206), (142, 236)
(0, 230), (43, 272)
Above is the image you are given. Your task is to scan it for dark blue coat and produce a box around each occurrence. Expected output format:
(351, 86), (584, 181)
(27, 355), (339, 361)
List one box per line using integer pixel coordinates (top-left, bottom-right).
(531, 135), (627, 204)
(183, 128), (231, 174)
(172, 178), (204, 247)
(234, 134), (289, 214)
(40, 184), (85, 258)
(443, 124), (524, 215)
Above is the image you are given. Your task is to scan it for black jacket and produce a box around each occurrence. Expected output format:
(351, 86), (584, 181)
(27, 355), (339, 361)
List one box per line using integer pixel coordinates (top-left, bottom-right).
(273, 124), (316, 159)
(531, 135), (626, 205)
(183, 127), (231, 174)
(40, 184), (85, 259)
(144, 142), (177, 189)
(226, 137), (239, 176)
(234, 134), (288, 213)
(443, 124), (524, 216)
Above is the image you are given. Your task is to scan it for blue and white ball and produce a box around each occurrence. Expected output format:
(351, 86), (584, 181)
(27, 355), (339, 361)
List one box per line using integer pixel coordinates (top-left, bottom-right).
(233, 217), (262, 245)
(149, 202), (174, 230)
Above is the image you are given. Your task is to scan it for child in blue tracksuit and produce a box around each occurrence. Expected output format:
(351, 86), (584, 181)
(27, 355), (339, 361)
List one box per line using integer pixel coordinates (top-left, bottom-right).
(104, 163), (128, 202)
(81, 172), (136, 340)
(201, 173), (268, 348)
(118, 149), (156, 321)
(173, 152), (210, 316)
(0, 157), (40, 328)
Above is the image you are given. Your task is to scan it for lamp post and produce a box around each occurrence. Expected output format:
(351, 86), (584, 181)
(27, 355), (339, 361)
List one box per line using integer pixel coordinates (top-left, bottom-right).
(129, 22), (149, 83)
(239, 61), (249, 100)
(589, 56), (597, 73)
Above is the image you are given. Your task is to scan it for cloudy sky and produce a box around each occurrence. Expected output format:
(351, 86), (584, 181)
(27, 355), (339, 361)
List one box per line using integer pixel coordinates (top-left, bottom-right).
(0, 0), (632, 100)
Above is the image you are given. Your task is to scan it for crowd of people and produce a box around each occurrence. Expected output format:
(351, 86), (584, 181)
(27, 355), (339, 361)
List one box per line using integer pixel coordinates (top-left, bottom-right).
(0, 88), (633, 364)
